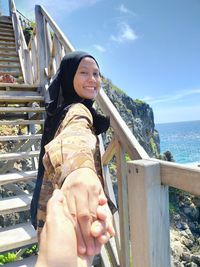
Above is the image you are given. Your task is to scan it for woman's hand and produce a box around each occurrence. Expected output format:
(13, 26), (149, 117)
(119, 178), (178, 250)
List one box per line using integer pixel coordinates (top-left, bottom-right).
(61, 168), (111, 256)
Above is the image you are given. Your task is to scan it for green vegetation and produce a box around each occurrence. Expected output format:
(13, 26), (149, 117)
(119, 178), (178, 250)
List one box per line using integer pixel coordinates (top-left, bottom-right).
(0, 252), (17, 265)
(111, 84), (126, 95)
(0, 245), (38, 265)
(149, 137), (159, 158)
(134, 99), (146, 104)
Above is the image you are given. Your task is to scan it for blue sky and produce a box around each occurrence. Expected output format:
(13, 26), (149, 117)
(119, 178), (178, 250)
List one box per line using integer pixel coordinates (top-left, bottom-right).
(1, 0), (200, 123)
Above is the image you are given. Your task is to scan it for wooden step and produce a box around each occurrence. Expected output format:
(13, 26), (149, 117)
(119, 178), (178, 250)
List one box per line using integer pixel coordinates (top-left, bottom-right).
(0, 222), (37, 253)
(0, 57), (19, 62)
(5, 255), (37, 267)
(0, 23), (13, 29)
(0, 36), (15, 42)
(0, 70), (22, 77)
(0, 90), (40, 96)
(0, 62), (21, 68)
(0, 151), (40, 161)
(0, 83), (39, 91)
(0, 41), (15, 47)
(0, 194), (32, 215)
(0, 107), (45, 113)
(0, 170), (37, 186)
(0, 19), (12, 25)
(0, 27), (14, 33)
(0, 52), (18, 57)
(0, 95), (44, 103)
(0, 46), (16, 52)
(0, 32), (14, 38)
(0, 134), (42, 142)
(0, 21), (12, 27)
(1, 119), (44, 125)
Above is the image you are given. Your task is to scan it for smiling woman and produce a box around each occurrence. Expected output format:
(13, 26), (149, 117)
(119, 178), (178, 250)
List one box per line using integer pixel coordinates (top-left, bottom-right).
(31, 51), (115, 265)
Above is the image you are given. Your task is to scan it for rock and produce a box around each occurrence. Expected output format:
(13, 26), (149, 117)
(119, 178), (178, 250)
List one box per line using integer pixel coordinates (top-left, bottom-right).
(191, 254), (200, 265)
(181, 236), (193, 249)
(181, 251), (191, 262)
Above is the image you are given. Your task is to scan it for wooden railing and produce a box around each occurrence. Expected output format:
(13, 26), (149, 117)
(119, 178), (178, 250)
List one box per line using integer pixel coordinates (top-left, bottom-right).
(9, 0), (33, 84)
(6, 2), (200, 266)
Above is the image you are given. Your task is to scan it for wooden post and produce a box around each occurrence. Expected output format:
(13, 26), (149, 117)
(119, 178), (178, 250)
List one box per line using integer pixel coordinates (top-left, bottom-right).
(127, 159), (171, 267)
(115, 139), (130, 267)
(35, 5), (47, 93)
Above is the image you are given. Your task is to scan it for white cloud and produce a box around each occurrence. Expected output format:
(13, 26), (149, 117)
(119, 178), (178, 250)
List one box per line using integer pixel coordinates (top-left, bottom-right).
(111, 22), (138, 43)
(119, 4), (129, 14)
(142, 89), (200, 105)
(93, 44), (106, 52)
(118, 4), (135, 16)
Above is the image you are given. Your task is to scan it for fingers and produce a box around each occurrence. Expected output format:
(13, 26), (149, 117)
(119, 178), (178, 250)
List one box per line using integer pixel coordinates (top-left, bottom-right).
(77, 212), (95, 256)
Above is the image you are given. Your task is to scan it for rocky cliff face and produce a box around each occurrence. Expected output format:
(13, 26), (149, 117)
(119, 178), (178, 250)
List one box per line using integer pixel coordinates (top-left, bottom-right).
(102, 80), (160, 158)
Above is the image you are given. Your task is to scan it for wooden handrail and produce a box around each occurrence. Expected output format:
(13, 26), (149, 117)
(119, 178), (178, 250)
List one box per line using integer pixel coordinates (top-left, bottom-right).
(9, 0), (33, 84)
(38, 5), (75, 53)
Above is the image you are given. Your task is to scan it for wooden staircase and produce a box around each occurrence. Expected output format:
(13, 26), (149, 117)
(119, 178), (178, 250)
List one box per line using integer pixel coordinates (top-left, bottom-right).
(0, 16), (23, 80)
(0, 83), (44, 266)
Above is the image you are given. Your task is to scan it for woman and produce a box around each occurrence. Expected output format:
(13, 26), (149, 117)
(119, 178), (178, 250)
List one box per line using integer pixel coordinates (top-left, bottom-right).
(31, 51), (115, 257)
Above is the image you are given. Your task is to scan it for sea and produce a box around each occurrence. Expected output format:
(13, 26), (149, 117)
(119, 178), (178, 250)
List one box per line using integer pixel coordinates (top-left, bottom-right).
(156, 120), (200, 166)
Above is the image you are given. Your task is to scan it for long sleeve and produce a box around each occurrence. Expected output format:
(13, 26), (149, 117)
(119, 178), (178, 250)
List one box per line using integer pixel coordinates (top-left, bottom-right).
(42, 103), (98, 188)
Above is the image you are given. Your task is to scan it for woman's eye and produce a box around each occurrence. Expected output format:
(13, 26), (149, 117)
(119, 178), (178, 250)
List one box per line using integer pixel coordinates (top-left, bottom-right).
(93, 72), (99, 77)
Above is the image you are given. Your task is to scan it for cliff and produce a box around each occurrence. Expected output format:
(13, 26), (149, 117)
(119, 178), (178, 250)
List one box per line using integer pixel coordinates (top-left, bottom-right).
(102, 78), (160, 158)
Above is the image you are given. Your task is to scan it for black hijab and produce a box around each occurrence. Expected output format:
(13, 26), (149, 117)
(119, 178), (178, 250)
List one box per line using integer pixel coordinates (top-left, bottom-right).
(31, 51), (109, 229)
(46, 51), (109, 134)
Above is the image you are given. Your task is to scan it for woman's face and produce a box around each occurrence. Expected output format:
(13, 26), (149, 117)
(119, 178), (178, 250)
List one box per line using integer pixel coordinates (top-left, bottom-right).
(73, 57), (101, 99)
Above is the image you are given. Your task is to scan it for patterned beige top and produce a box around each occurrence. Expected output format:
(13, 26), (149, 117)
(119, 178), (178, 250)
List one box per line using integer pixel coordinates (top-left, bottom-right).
(37, 103), (104, 238)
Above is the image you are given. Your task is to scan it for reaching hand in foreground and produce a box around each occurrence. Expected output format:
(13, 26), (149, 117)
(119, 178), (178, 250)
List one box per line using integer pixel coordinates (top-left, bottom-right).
(35, 189), (115, 267)
(61, 168), (115, 256)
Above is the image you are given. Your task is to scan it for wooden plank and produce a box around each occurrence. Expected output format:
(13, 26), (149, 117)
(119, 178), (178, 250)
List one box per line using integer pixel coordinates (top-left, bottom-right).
(0, 95), (44, 102)
(0, 23), (13, 29)
(1, 120), (44, 125)
(0, 27), (13, 33)
(0, 46), (16, 51)
(158, 160), (200, 196)
(0, 222), (37, 253)
(0, 194), (32, 215)
(96, 88), (149, 160)
(127, 160), (170, 267)
(0, 83), (38, 89)
(102, 137), (116, 166)
(0, 134), (42, 141)
(0, 150), (40, 161)
(0, 57), (19, 62)
(0, 63), (21, 68)
(115, 139), (130, 267)
(0, 36), (15, 42)
(0, 32), (14, 37)
(0, 52), (17, 57)
(35, 5), (47, 88)
(99, 135), (120, 266)
(0, 71), (22, 77)
(0, 107), (45, 113)
(0, 170), (37, 186)
(0, 90), (40, 96)
(0, 41), (15, 46)
(5, 255), (37, 267)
